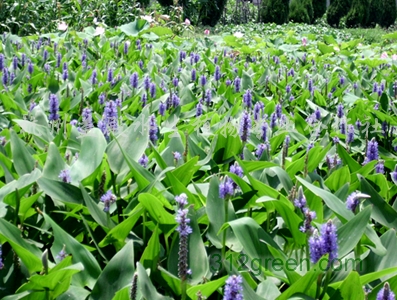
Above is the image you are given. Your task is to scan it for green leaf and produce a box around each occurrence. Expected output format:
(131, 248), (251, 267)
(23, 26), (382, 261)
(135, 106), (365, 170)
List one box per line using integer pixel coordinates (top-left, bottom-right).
(138, 193), (176, 234)
(0, 169), (41, 203)
(80, 183), (114, 229)
(44, 214), (101, 289)
(359, 175), (397, 229)
(14, 120), (54, 143)
(330, 271), (364, 300)
(187, 276), (227, 299)
(98, 204), (144, 248)
(140, 226), (160, 272)
(70, 128), (106, 183)
(119, 20), (150, 37)
(136, 262), (172, 300)
(37, 177), (83, 205)
(10, 130), (35, 176)
(337, 206), (372, 258)
(0, 218), (42, 273)
(90, 241), (135, 300)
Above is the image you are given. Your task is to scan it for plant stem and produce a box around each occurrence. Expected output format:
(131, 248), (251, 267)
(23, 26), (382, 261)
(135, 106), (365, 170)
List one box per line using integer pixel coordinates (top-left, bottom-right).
(181, 279), (187, 300)
(319, 267), (333, 300)
(221, 197), (229, 267)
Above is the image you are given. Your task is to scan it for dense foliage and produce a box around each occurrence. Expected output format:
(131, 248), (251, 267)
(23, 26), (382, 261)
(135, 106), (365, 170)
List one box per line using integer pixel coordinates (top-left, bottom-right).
(379, 0), (397, 28)
(345, 0), (370, 28)
(366, 0), (383, 27)
(2, 18), (397, 299)
(312, 0), (327, 20)
(289, 0), (312, 24)
(326, 0), (352, 27)
(261, 0), (290, 24)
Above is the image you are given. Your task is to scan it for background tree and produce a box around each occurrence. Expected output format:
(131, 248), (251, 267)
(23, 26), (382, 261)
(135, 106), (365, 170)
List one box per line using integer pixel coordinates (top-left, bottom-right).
(289, 0), (311, 24)
(345, 0), (369, 27)
(366, 0), (383, 27)
(326, 0), (351, 27)
(312, 0), (327, 20)
(199, 0), (228, 26)
(379, 0), (397, 27)
(261, 0), (290, 24)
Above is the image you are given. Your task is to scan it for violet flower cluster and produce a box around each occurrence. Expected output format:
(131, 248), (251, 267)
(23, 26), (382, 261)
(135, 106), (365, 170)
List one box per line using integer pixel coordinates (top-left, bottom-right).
(175, 193), (192, 281)
(223, 275), (243, 300)
(309, 220), (338, 264)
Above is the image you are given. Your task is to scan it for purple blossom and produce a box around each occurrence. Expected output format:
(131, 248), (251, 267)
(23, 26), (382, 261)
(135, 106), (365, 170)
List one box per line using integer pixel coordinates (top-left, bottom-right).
(337, 104), (344, 118)
(172, 93), (180, 108)
(239, 111), (251, 143)
(159, 101), (166, 116)
(219, 177), (234, 199)
(107, 68), (113, 83)
(356, 119), (361, 130)
(315, 108), (321, 120)
(82, 108), (93, 130)
(99, 93), (106, 105)
(98, 120), (108, 139)
(363, 138), (379, 165)
(29, 102), (37, 112)
(56, 52), (61, 68)
(255, 143), (267, 158)
(58, 169), (71, 183)
(333, 136), (340, 144)
(286, 85), (291, 93)
(376, 282), (395, 300)
(2, 68), (8, 86)
(300, 210), (316, 234)
(91, 69), (97, 85)
(214, 65), (221, 81)
(100, 190), (117, 212)
(174, 151), (182, 161)
(234, 77), (241, 93)
(270, 113), (277, 129)
(321, 220), (338, 262)
(136, 39), (141, 50)
(143, 76), (150, 90)
(179, 51), (186, 63)
(253, 102), (262, 121)
(124, 41), (129, 54)
(191, 69), (196, 81)
(276, 104), (282, 119)
(49, 94), (60, 121)
(309, 230), (324, 263)
(200, 74), (207, 86)
(56, 246), (67, 261)
(173, 77), (179, 87)
(226, 79), (231, 86)
(340, 118), (346, 134)
(205, 89), (212, 106)
(21, 53), (26, 67)
(294, 186), (307, 212)
(261, 121), (268, 142)
(243, 90), (252, 109)
(13, 56), (18, 70)
(149, 114), (158, 144)
(138, 154), (149, 168)
(28, 61), (34, 74)
(149, 82), (156, 98)
(130, 72), (139, 89)
(196, 101), (203, 117)
(104, 100), (118, 132)
(346, 191), (362, 212)
(224, 275), (243, 300)
(0, 54), (4, 70)
(376, 160), (385, 174)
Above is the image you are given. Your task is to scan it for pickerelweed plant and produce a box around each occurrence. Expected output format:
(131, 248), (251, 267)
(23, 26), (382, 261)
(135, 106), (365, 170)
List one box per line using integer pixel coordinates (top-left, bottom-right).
(1, 20), (397, 299)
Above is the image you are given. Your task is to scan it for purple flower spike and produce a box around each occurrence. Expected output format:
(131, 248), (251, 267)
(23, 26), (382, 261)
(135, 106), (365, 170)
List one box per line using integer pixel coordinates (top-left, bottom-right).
(138, 154), (149, 168)
(191, 69), (196, 81)
(363, 138), (379, 165)
(214, 65), (221, 81)
(82, 108), (93, 130)
(159, 101), (166, 116)
(219, 176), (234, 199)
(243, 90), (252, 109)
(255, 143), (267, 158)
(337, 104), (344, 118)
(224, 275), (243, 300)
(321, 220), (338, 263)
(100, 190), (117, 212)
(377, 282), (395, 300)
(239, 111), (251, 143)
(58, 169), (71, 183)
(49, 94), (60, 121)
(294, 186), (306, 212)
(309, 230), (324, 263)
(234, 77), (241, 93)
(200, 74), (207, 86)
(130, 72), (139, 89)
(376, 160), (385, 174)
(149, 114), (158, 144)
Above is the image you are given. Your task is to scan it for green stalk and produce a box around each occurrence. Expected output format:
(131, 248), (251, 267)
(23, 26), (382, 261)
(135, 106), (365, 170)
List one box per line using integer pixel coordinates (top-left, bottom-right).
(181, 280), (187, 300)
(14, 188), (20, 227)
(319, 267), (333, 300)
(221, 197), (230, 267)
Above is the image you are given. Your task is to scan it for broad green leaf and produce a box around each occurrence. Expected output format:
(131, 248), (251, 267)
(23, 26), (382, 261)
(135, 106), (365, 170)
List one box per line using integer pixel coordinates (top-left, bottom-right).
(136, 262), (172, 300)
(44, 214), (101, 289)
(37, 177), (83, 205)
(90, 241), (135, 300)
(70, 128), (106, 183)
(10, 130), (35, 176)
(140, 226), (160, 272)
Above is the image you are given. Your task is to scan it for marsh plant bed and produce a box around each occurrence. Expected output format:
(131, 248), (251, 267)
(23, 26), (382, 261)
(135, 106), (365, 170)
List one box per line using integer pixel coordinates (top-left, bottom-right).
(1, 21), (397, 299)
